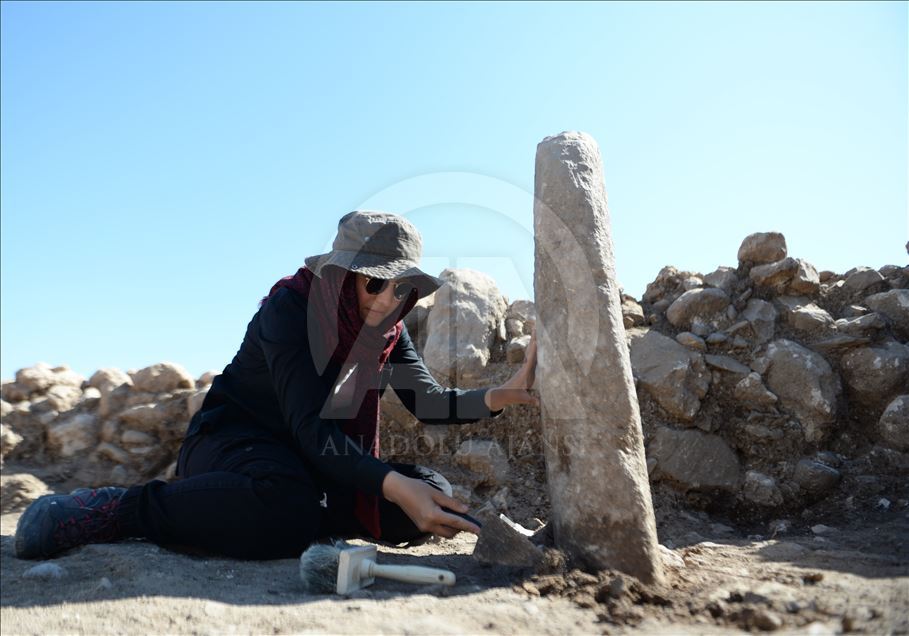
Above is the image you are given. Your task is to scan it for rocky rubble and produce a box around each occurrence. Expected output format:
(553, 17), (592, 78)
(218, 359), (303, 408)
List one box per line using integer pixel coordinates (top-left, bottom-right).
(2, 238), (907, 524)
(1, 361), (214, 488)
(630, 232), (908, 517)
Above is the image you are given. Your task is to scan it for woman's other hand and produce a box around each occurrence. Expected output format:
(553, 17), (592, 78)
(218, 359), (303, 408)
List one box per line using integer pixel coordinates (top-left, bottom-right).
(381, 471), (480, 538)
(484, 327), (539, 412)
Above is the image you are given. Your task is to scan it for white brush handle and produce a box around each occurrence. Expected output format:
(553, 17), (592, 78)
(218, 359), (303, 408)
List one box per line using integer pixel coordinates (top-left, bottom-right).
(362, 560), (456, 586)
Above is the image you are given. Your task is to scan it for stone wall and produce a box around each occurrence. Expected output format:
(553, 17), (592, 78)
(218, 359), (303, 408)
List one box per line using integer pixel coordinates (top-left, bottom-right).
(2, 233), (907, 523)
(1, 362), (212, 488)
(630, 233), (908, 518)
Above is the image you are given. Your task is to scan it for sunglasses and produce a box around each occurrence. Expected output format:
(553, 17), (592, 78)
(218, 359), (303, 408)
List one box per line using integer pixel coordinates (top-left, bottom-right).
(363, 276), (417, 301)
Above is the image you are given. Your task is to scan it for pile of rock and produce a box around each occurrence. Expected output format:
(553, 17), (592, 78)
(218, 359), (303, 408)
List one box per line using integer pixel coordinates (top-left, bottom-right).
(409, 268), (534, 388)
(631, 232), (908, 513)
(2, 362), (215, 487)
(2, 233), (906, 522)
(385, 235), (908, 518)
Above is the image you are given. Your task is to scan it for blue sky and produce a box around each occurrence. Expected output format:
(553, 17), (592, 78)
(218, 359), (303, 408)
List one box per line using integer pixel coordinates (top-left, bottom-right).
(2, 1), (906, 381)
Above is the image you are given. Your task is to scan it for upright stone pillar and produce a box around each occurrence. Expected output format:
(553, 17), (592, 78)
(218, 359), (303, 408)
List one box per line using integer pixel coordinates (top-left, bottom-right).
(533, 131), (662, 583)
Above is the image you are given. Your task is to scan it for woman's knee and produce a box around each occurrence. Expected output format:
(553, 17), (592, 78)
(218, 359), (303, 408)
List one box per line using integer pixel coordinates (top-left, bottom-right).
(249, 476), (322, 542)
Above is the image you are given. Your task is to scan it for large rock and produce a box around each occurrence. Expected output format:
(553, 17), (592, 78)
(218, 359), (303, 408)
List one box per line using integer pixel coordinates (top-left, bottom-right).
(703, 266), (738, 294)
(195, 370), (219, 388)
(14, 363), (57, 394)
(47, 413), (98, 458)
(80, 387), (102, 410)
(738, 232), (787, 265)
(98, 384), (132, 419)
(96, 442), (131, 465)
(130, 363), (195, 393)
(780, 300), (834, 333)
(834, 313), (887, 338)
(749, 258), (819, 295)
(14, 363), (85, 395)
(844, 267), (885, 292)
(789, 259), (820, 295)
(52, 365), (85, 387)
(0, 473), (51, 513)
(628, 329), (710, 422)
(760, 339), (840, 442)
(793, 459), (841, 497)
(676, 332), (706, 352)
(750, 257), (799, 290)
(648, 427), (740, 492)
(809, 334), (872, 356)
(121, 429), (157, 447)
(504, 317), (524, 339)
(840, 342), (909, 407)
(454, 439), (509, 486)
(88, 368), (133, 395)
(0, 424), (24, 461)
(118, 393), (191, 439)
(533, 131), (662, 582)
(0, 381), (29, 403)
(734, 372), (778, 407)
(0, 405), (46, 460)
(864, 289), (909, 335)
(506, 335), (531, 364)
(41, 384), (84, 413)
(621, 297), (645, 328)
(877, 395), (909, 452)
(705, 354), (751, 378)
(642, 266), (702, 304)
(742, 470), (783, 506)
(741, 299), (778, 344)
(422, 268), (507, 387)
(471, 503), (542, 568)
(506, 299), (536, 331)
(666, 288), (730, 330)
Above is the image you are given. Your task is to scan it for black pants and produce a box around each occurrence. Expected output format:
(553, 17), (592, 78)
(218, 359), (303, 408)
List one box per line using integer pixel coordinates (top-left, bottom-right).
(119, 417), (451, 560)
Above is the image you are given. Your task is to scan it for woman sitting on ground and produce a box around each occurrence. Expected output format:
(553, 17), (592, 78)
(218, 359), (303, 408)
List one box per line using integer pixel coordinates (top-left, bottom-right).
(16, 210), (538, 560)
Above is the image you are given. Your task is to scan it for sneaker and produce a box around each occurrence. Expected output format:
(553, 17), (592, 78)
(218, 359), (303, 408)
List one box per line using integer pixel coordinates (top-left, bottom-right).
(15, 487), (128, 559)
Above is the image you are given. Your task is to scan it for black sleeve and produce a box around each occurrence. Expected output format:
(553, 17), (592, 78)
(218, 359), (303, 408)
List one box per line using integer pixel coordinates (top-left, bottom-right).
(387, 323), (504, 424)
(257, 289), (392, 496)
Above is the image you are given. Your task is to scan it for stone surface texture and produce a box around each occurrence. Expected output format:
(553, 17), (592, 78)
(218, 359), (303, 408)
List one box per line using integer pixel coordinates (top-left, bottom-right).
(737, 232), (787, 264)
(647, 427), (741, 492)
(628, 329), (710, 422)
(532, 131), (661, 582)
(666, 288), (730, 330)
(840, 342), (909, 408)
(129, 363), (195, 393)
(864, 290), (909, 336)
(760, 339), (840, 443)
(422, 268), (507, 388)
(876, 395), (909, 452)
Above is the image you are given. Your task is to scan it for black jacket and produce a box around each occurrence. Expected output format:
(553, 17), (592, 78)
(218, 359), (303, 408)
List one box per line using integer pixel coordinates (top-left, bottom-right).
(192, 287), (502, 497)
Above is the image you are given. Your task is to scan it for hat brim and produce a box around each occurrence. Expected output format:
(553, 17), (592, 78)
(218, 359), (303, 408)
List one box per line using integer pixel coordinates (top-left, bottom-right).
(305, 250), (444, 299)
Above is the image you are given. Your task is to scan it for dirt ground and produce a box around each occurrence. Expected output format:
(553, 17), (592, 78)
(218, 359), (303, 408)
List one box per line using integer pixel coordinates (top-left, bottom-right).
(1, 474), (907, 636)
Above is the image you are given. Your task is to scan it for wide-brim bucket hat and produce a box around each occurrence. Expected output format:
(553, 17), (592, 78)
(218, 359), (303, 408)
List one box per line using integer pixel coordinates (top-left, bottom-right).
(305, 210), (444, 299)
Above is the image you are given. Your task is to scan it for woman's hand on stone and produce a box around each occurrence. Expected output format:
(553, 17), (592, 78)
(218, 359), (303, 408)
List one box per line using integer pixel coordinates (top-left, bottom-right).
(381, 471), (480, 539)
(485, 327), (539, 411)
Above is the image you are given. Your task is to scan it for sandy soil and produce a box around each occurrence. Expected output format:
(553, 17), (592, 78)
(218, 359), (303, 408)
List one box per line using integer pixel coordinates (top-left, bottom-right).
(2, 494), (907, 636)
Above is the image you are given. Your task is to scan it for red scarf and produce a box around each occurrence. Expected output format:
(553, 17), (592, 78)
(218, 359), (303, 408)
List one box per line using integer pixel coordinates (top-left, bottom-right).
(261, 266), (417, 539)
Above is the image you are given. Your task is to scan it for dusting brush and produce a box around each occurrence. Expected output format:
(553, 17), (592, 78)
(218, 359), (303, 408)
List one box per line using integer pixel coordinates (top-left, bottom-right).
(299, 540), (456, 594)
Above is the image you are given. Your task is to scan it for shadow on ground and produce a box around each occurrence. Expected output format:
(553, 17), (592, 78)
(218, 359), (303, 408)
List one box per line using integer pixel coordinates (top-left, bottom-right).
(0, 531), (529, 610)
